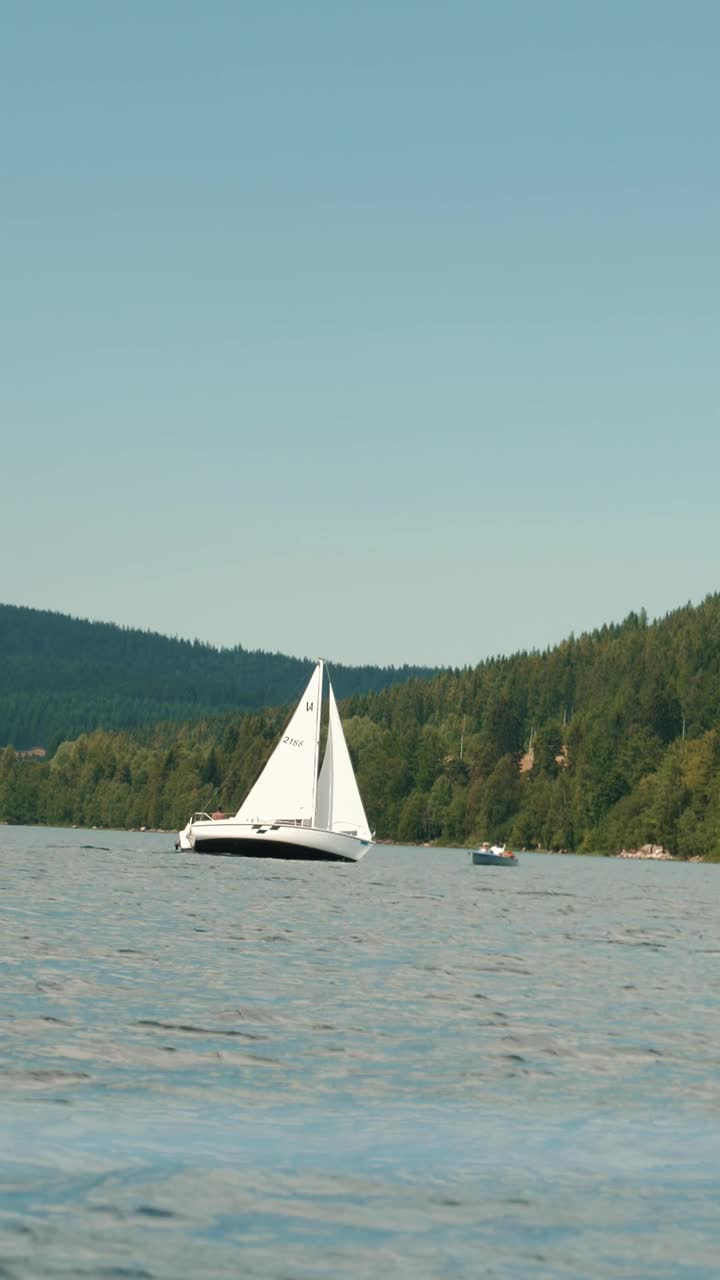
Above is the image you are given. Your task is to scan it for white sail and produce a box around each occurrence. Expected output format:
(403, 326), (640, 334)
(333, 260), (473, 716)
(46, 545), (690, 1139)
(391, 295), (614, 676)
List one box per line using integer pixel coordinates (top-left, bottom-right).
(234, 662), (323, 824)
(314, 678), (371, 840)
(314, 711), (332, 832)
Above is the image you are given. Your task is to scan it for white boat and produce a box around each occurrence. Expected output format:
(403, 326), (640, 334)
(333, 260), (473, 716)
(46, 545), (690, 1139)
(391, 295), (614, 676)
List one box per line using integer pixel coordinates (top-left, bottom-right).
(471, 842), (518, 867)
(179, 660), (373, 863)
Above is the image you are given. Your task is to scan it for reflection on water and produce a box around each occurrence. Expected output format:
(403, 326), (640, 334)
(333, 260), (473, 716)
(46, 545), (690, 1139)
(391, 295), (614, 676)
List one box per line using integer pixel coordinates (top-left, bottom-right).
(1, 828), (719, 1277)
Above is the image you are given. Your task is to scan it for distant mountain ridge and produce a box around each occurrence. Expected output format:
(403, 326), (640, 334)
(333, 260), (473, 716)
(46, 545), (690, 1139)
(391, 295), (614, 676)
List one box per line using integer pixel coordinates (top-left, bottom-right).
(0, 603), (441, 750)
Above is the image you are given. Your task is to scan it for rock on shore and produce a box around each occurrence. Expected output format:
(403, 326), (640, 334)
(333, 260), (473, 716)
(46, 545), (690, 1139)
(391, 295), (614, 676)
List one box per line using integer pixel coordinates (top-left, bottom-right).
(617, 844), (671, 860)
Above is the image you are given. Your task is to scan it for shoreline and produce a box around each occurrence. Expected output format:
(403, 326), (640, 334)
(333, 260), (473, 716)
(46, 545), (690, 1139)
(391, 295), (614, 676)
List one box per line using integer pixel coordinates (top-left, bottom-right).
(1, 824), (714, 862)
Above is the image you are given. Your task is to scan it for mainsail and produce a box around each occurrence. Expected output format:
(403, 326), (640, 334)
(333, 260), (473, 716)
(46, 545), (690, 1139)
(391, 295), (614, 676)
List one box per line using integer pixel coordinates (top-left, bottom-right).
(234, 662), (323, 824)
(314, 678), (371, 840)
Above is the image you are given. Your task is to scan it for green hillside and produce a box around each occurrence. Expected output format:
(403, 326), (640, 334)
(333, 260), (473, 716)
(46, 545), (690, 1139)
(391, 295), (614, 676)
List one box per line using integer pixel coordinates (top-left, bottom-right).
(3, 594), (720, 858)
(0, 604), (439, 750)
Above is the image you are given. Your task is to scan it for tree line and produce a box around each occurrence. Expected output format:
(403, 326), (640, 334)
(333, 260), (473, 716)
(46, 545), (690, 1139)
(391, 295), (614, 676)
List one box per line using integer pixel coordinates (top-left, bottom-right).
(2, 595), (720, 858)
(0, 603), (439, 749)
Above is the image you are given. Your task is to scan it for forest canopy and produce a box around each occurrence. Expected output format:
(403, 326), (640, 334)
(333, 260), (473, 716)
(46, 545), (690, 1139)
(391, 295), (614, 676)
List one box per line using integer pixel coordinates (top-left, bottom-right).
(3, 595), (720, 858)
(0, 603), (439, 750)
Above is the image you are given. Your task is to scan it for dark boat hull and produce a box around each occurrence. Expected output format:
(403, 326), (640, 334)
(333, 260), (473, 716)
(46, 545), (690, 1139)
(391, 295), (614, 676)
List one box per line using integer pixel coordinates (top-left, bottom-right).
(185, 820), (371, 863)
(192, 836), (357, 862)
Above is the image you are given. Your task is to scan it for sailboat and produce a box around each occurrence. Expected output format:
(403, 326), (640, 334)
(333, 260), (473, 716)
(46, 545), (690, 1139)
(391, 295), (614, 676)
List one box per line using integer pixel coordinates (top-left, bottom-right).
(178, 660), (373, 862)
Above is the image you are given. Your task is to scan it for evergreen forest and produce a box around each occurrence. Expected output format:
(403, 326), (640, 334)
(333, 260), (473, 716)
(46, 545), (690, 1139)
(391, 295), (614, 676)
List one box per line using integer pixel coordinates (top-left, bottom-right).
(0, 603), (438, 750)
(3, 596), (720, 859)
(4, 591), (717, 860)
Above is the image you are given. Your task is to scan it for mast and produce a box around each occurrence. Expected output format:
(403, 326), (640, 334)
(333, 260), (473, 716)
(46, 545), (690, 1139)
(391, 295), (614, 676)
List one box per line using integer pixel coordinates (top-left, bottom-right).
(311, 659), (324, 824)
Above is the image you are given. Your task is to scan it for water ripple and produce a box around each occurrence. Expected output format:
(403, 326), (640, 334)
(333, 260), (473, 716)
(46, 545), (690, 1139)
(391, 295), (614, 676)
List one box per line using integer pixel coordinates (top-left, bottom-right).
(1, 828), (719, 1277)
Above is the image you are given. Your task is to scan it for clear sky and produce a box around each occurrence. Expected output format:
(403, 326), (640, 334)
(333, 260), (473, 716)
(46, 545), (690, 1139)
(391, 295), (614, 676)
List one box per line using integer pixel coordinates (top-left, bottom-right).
(2, 1), (718, 667)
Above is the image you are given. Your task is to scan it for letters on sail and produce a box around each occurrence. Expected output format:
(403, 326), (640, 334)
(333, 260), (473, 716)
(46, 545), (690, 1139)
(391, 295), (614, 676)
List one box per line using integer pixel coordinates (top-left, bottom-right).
(234, 663), (322, 826)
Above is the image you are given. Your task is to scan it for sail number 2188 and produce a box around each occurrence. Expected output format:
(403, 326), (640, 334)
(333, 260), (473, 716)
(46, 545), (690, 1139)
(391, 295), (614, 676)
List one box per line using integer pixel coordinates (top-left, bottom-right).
(282, 736), (304, 748)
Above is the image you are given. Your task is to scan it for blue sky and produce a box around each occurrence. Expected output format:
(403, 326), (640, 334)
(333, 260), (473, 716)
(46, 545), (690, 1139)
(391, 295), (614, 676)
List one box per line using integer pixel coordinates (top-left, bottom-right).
(2, 1), (718, 666)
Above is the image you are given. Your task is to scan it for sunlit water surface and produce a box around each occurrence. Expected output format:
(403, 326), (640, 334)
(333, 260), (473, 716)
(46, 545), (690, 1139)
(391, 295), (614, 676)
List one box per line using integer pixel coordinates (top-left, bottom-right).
(1, 827), (719, 1278)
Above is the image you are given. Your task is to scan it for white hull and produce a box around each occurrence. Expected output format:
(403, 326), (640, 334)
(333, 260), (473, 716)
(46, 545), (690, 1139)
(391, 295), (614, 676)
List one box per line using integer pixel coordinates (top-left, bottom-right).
(185, 819), (372, 863)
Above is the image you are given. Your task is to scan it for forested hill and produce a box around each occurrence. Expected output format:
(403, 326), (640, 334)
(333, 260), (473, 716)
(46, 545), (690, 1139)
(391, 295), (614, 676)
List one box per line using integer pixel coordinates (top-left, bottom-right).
(4, 593), (720, 858)
(0, 604), (440, 750)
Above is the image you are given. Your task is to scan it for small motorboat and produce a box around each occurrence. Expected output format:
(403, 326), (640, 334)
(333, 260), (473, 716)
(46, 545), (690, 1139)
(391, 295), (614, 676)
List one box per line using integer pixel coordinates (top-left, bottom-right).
(471, 842), (518, 867)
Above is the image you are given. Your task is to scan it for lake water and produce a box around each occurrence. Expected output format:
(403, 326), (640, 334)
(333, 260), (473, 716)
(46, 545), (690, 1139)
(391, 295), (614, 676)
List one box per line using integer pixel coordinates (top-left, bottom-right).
(1, 827), (719, 1278)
